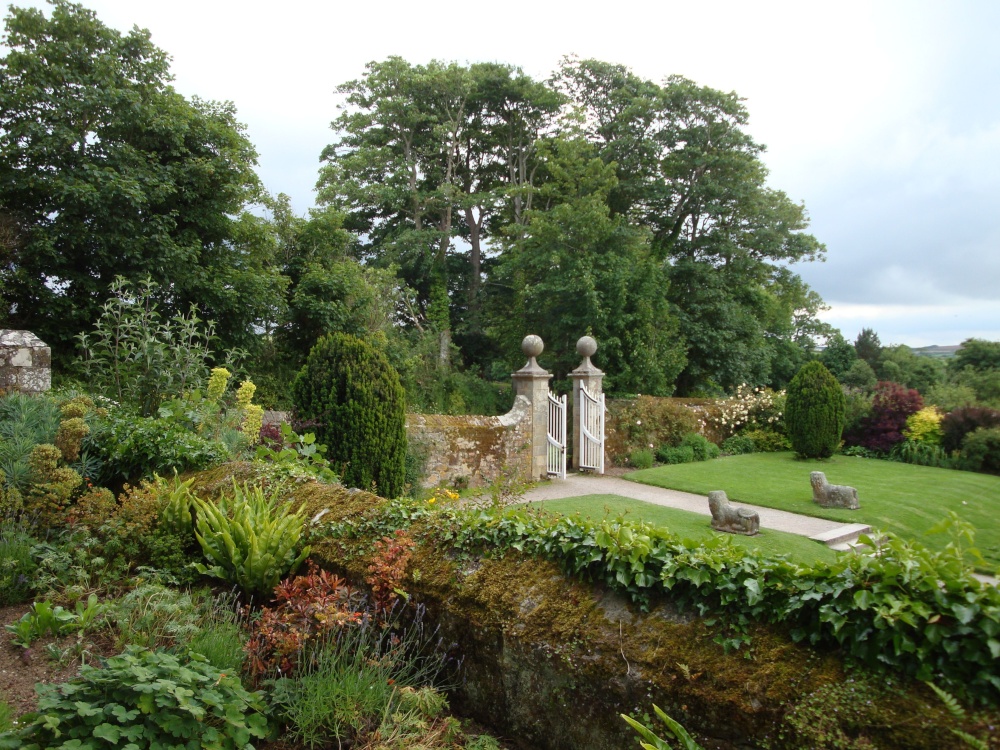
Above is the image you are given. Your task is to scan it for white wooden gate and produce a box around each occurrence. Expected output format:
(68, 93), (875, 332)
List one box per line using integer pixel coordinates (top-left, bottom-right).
(578, 385), (605, 474)
(547, 392), (567, 479)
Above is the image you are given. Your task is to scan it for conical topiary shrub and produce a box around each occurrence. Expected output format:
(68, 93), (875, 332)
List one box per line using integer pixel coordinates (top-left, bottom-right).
(785, 361), (846, 459)
(292, 334), (407, 497)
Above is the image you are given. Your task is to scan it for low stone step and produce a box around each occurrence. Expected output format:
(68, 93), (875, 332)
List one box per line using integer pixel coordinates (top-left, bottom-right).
(809, 523), (872, 547)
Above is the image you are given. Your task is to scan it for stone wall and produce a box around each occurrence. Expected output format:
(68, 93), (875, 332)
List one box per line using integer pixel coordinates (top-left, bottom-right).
(0, 330), (51, 393)
(406, 395), (532, 489)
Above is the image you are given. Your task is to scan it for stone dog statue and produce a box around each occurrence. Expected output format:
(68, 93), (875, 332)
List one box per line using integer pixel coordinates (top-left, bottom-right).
(708, 490), (760, 536)
(810, 471), (860, 509)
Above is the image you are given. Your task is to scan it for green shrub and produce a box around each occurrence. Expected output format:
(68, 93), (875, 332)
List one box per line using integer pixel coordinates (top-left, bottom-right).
(622, 705), (704, 750)
(0, 468), (23, 520)
(76, 276), (218, 417)
(785, 361), (846, 459)
(655, 445), (695, 465)
(187, 620), (246, 674)
(87, 412), (228, 485)
(293, 334), (407, 497)
(629, 448), (655, 469)
(890, 440), (954, 469)
(0, 646), (269, 750)
(720, 434), (756, 455)
(193, 482), (310, 596)
(741, 428), (791, 452)
(960, 427), (1000, 474)
(680, 432), (719, 461)
(904, 406), (944, 445)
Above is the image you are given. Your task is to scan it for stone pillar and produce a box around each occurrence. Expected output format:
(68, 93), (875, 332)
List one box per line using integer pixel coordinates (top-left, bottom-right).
(0, 330), (52, 393)
(511, 334), (553, 481)
(570, 336), (605, 472)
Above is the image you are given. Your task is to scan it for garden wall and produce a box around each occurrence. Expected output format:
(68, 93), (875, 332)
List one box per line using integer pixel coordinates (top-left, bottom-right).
(406, 395), (532, 488)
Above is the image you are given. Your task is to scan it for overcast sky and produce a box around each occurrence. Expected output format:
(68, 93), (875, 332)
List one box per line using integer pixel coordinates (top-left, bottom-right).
(6, 0), (1000, 347)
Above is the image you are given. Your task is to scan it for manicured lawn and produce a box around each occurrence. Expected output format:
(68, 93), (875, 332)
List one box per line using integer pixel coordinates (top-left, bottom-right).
(525, 494), (839, 565)
(626, 453), (1000, 569)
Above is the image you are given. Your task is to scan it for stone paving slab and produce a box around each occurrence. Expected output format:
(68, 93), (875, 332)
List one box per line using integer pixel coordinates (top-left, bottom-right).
(521, 473), (856, 540)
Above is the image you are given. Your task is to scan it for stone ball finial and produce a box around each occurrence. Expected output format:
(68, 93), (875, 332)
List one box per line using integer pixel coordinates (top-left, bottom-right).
(522, 335), (544, 359)
(576, 336), (597, 358)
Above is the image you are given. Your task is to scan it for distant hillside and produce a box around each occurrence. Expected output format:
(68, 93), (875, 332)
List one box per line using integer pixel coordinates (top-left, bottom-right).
(912, 344), (962, 358)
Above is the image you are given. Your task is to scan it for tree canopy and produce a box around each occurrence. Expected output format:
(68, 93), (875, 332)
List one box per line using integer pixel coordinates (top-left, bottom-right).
(0, 1), (284, 357)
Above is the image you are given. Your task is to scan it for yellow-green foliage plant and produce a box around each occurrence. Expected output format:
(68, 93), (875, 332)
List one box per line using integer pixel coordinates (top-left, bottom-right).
(24, 444), (82, 529)
(904, 406), (944, 445)
(193, 482), (310, 596)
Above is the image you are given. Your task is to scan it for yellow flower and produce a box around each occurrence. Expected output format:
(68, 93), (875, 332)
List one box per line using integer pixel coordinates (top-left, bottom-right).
(236, 379), (256, 410)
(207, 367), (231, 402)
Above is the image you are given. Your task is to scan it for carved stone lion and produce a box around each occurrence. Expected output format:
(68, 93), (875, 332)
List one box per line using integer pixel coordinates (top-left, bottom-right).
(810, 471), (860, 509)
(708, 490), (760, 536)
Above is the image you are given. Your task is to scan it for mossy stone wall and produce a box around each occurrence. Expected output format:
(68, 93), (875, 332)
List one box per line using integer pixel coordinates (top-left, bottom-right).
(406, 395), (532, 488)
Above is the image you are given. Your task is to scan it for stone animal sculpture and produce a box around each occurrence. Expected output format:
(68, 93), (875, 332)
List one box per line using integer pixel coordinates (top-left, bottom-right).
(708, 490), (760, 536)
(810, 471), (860, 509)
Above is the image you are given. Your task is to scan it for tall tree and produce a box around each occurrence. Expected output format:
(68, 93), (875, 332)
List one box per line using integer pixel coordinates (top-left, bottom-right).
(0, 1), (281, 358)
(854, 327), (883, 370)
(493, 137), (685, 393)
(553, 58), (827, 393)
(318, 58), (563, 371)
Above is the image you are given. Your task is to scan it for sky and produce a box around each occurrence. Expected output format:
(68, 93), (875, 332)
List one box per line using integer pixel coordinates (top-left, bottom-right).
(5, 0), (1000, 348)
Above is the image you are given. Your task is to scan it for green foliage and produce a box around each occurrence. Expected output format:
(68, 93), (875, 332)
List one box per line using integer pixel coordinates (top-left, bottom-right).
(77, 277), (218, 416)
(0, 468), (23, 519)
(293, 333), (407, 497)
(493, 135), (686, 395)
(739, 428), (790, 452)
(890, 440), (954, 469)
(0, 1), (279, 358)
(0, 518), (36, 605)
(0, 392), (67, 495)
(926, 381), (979, 412)
(720, 434), (756, 455)
(156, 474), (198, 537)
(630, 448), (656, 469)
(0, 702), (11, 734)
(193, 482), (310, 596)
(854, 327), (882, 370)
(435, 504), (1000, 701)
(24, 443), (82, 529)
(960, 427), (1000, 474)
(785, 361), (845, 459)
(254, 423), (339, 484)
(679, 432), (718, 461)
(819, 333), (857, 380)
(0, 646), (269, 750)
(951, 338), (1000, 374)
(926, 682), (991, 750)
(840, 358), (878, 391)
(655, 445), (694, 465)
(622, 705), (704, 750)
(5, 594), (103, 648)
(87, 410), (228, 485)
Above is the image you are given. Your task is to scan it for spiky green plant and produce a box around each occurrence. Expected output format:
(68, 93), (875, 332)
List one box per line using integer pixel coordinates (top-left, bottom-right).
(193, 482), (310, 596)
(621, 705), (704, 750)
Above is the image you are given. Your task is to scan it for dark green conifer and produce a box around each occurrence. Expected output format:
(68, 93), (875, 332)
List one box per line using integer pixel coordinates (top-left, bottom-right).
(785, 361), (846, 459)
(292, 334), (407, 497)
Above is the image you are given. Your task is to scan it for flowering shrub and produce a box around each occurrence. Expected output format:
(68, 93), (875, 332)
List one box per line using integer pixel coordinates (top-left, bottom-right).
(904, 407), (944, 445)
(709, 384), (784, 441)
